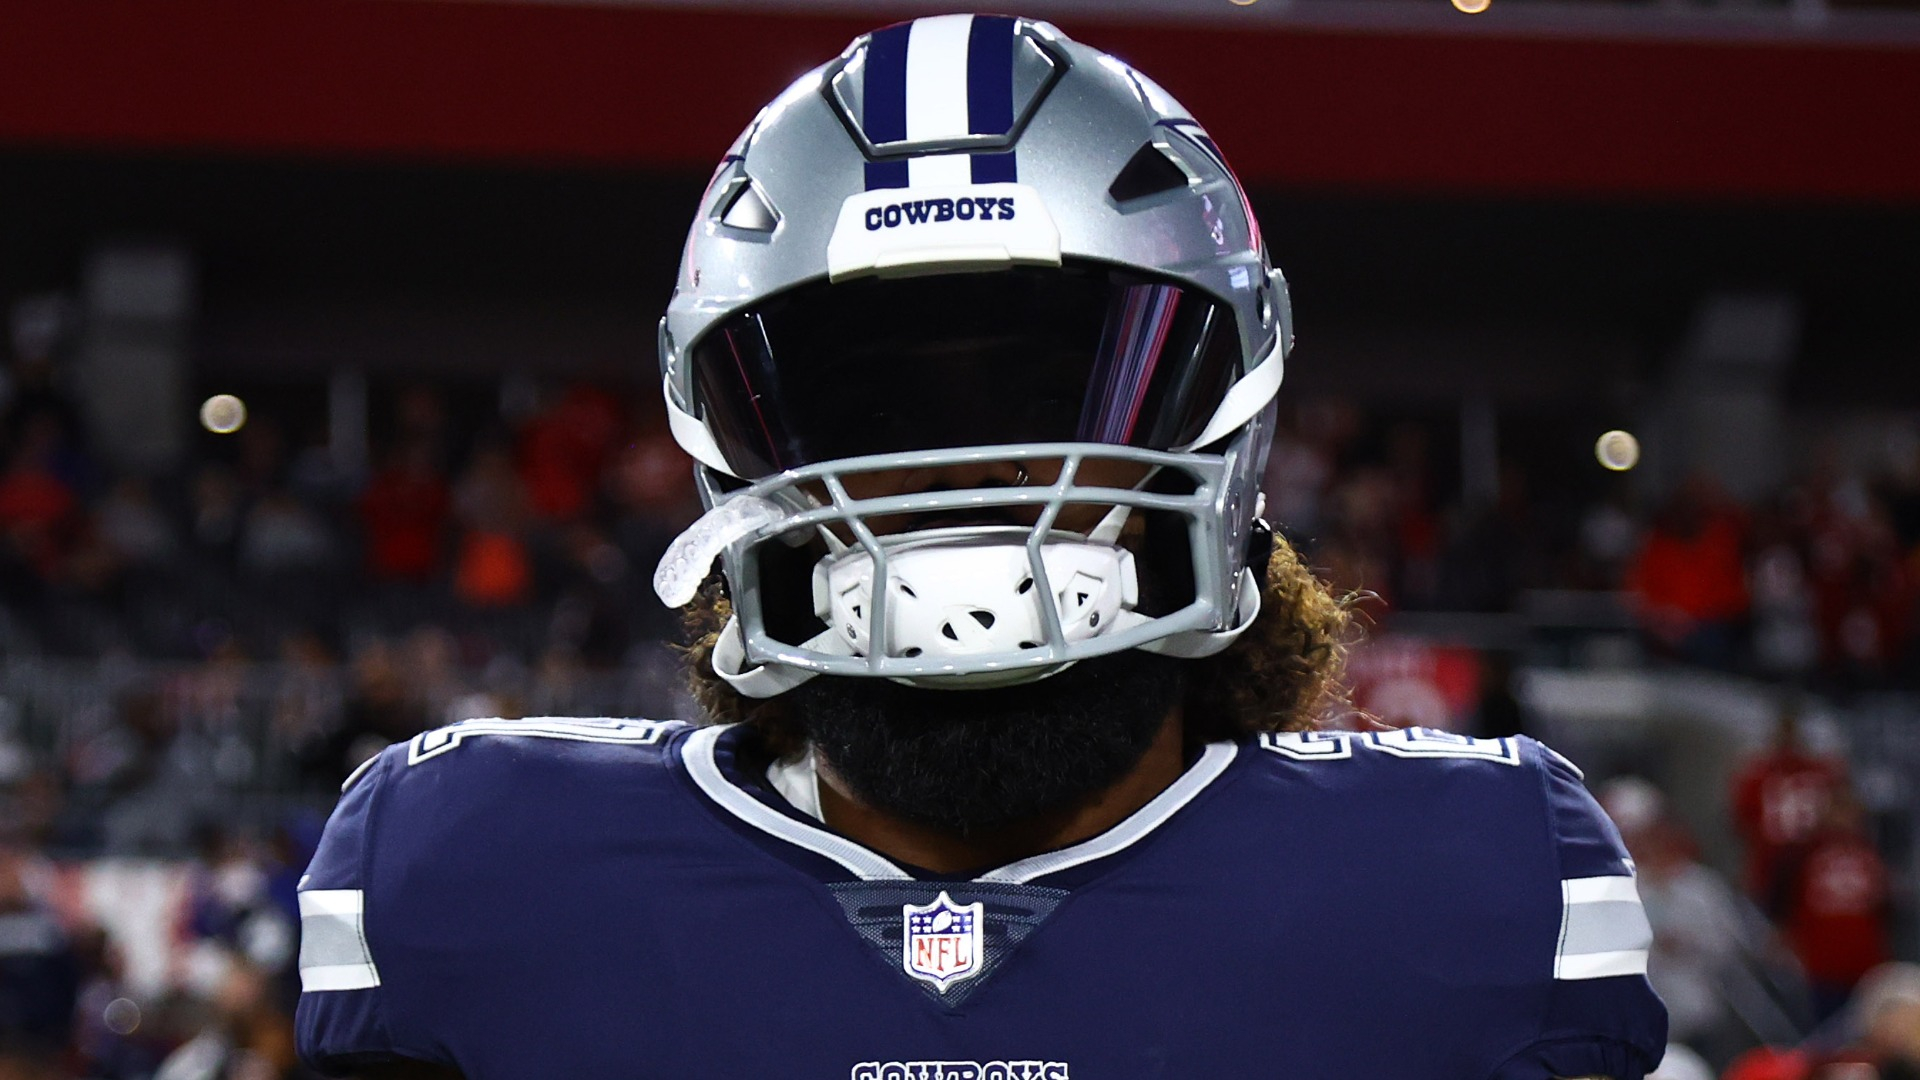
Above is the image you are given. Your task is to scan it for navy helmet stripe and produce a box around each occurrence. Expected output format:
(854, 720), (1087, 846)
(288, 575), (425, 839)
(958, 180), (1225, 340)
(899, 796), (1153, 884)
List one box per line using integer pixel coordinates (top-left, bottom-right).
(967, 15), (1018, 184)
(970, 152), (1017, 184)
(966, 15), (1015, 136)
(865, 160), (909, 190)
(863, 23), (911, 190)
(865, 23), (910, 143)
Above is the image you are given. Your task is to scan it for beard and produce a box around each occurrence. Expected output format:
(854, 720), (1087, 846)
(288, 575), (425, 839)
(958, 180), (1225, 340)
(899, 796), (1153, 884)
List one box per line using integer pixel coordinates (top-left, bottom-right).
(789, 651), (1185, 836)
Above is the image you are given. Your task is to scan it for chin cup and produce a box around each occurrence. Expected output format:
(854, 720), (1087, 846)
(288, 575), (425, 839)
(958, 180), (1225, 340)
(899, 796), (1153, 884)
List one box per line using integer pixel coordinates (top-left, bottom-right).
(816, 530), (1140, 671)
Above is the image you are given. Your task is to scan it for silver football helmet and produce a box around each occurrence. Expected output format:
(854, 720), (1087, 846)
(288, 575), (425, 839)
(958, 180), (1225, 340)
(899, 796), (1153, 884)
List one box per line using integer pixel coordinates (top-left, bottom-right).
(655, 14), (1291, 698)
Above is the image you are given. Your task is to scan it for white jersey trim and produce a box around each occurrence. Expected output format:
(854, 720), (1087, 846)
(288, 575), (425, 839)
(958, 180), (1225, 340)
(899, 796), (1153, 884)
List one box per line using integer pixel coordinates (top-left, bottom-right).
(687, 724), (1238, 886)
(684, 725), (911, 881)
(978, 741), (1238, 885)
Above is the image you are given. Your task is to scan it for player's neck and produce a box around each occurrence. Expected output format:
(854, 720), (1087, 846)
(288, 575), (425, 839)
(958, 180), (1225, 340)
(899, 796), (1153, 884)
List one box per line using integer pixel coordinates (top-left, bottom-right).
(813, 710), (1187, 875)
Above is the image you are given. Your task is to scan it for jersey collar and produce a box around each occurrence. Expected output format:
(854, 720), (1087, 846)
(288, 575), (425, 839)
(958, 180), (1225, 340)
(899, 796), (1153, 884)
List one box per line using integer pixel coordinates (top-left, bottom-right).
(680, 723), (1238, 885)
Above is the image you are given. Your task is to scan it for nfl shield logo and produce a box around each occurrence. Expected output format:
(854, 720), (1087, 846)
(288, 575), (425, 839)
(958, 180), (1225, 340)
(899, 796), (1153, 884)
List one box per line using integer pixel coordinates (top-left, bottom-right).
(902, 891), (985, 992)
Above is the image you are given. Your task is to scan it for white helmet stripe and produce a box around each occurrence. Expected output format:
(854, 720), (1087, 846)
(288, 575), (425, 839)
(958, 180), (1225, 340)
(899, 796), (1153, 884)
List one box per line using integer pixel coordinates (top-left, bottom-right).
(905, 15), (973, 144)
(909, 153), (972, 187)
(905, 15), (980, 187)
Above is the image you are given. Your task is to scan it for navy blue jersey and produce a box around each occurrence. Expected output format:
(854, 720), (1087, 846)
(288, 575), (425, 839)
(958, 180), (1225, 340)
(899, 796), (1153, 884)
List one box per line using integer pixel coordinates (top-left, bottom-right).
(295, 719), (1666, 1079)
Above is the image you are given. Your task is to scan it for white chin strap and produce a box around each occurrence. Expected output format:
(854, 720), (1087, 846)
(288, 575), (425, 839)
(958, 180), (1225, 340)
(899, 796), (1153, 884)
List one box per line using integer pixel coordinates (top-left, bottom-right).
(710, 534), (1263, 699)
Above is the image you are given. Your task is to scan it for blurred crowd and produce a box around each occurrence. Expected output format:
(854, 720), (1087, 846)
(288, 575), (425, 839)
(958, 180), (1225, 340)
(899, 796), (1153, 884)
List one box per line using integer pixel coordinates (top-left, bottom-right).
(2, 823), (312, 1080)
(1269, 402), (1920, 686)
(1605, 709), (1918, 1080)
(0, 357), (700, 671)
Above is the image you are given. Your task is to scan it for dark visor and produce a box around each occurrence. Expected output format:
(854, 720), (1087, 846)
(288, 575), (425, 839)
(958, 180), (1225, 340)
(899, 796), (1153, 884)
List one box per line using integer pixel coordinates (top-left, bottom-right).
(690, 263), (1241, 479)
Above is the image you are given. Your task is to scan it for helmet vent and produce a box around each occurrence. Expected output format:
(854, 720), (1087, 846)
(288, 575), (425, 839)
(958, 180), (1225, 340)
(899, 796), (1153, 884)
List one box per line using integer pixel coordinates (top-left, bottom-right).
(1108, 142), (1191, 204)
(719, 181), (779, 232)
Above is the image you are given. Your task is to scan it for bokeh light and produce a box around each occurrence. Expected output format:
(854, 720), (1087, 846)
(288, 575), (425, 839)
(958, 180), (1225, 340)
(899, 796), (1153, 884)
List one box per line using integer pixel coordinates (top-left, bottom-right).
(103, 997), (141, 1035)
(1595, 429), (1641, 471)
(199, 393), (248, 434)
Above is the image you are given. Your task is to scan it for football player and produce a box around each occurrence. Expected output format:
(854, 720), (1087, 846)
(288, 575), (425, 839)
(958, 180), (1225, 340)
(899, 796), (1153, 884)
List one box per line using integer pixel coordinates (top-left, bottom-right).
(296, 15), (1668, 1079)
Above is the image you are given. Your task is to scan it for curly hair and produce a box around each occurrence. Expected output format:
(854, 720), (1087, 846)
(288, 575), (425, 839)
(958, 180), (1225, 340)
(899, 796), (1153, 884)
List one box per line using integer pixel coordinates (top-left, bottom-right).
(679, 531), (1357, 757)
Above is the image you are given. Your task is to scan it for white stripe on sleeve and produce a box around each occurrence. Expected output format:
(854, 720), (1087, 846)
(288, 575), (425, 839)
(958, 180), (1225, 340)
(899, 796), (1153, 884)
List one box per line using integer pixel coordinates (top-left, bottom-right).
(298, 889), (381, 992)
(1554, 875), (1652, 981)
(1556, 948), (1651, 981)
